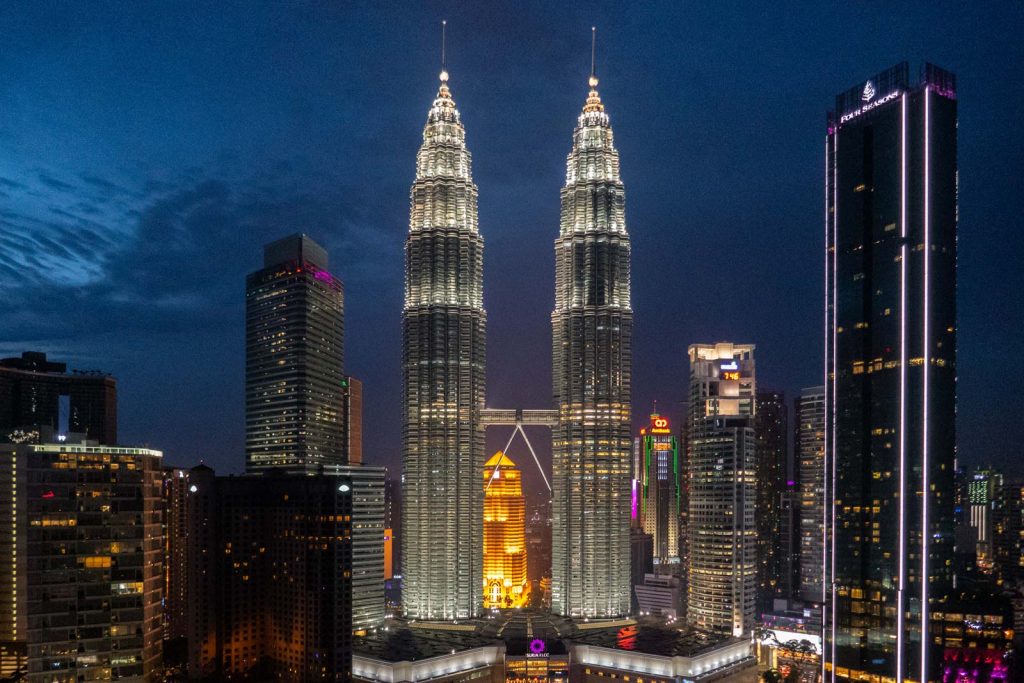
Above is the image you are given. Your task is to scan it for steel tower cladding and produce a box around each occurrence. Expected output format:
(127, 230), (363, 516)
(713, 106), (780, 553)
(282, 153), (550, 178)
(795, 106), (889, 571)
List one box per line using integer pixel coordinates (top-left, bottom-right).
(824, 63), (957, 683)
(402, 66), (486, 620)
(551, 70), (632, 618)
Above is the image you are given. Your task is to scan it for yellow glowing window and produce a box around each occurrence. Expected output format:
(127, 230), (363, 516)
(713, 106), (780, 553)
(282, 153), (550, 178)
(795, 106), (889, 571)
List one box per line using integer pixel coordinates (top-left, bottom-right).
(82, 556), (111, 568)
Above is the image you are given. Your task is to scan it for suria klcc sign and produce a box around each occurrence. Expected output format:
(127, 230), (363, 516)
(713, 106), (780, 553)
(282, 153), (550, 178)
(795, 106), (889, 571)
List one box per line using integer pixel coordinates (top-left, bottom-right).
(840, 81), (901, 124)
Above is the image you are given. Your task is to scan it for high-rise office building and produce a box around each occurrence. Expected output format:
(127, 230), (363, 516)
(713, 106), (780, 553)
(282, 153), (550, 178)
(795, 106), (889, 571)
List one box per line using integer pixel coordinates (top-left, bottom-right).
(629, 528), (654, 614)
(175, 466), (353, 680)
(823, 63), (957, 683)
(245, 234), (345, 473)
(0, 351), (116, 444)
(993, 478), (1024, 586)
(677, 413), (690, 612)
(796, 385), (825, 603)
(402, 64), (486, 620)
(755, 391), (787, 609)
(686, 342), (756, 637)
(968, 469), (1001, 571)
(633, 413), (681, 567)
(525, 492), (553, 597)
(777, 485), (801, 600)
(163, 467), (191, 645)
(334, 464), (387, 633)
(482, 452), (530, 609)
(551, 64), (633, 620)
(384, 475), (401, 581)
(342, 376), (364, 465)
(0, 437), (164, 680)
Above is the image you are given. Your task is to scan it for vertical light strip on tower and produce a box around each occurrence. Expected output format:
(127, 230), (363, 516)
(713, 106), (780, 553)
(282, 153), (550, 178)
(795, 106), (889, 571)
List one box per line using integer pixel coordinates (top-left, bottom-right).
(921, 84), (931, 683)
(829, 128), (838, 683)
(551, 31), (633, 618)
(401, 34), (486, 620)
(821, 134), (830, 683)
(896, 92), (907, 683)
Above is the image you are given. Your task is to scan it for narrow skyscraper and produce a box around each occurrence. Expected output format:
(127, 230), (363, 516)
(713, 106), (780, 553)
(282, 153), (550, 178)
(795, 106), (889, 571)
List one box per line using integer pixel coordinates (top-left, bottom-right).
(245, 234), (345, 472)
(686, 342), (756, 636)
(552, 35), (633, 618)
(754, 390), (787, 610)
(402, 51), (486, 620)
(482, 452), (530, 610)
(824, 63), (957, 683)
(796, 385), (825, 603)
(633, 413), (681, 567)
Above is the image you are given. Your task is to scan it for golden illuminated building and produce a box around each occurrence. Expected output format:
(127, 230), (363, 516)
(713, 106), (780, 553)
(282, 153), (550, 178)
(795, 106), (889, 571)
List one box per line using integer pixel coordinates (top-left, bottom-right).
(483, 451), (530, 609)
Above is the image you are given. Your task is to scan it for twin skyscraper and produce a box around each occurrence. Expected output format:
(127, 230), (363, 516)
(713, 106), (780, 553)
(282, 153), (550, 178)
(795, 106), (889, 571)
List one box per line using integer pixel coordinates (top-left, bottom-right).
(402, 44), (633, 620)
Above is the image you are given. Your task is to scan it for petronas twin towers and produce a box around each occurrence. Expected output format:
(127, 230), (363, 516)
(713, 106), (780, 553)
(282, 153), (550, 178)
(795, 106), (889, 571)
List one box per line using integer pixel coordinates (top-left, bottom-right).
(402, 49), (632, 620)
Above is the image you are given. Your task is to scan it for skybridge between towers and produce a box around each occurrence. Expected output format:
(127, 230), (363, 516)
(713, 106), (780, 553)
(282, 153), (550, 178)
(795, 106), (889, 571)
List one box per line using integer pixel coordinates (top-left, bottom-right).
(480, 408), (557, 493)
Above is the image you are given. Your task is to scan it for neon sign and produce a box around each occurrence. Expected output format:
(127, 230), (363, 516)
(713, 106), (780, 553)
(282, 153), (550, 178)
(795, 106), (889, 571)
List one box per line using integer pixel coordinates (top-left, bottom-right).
(529, 639), (546, 655)
(720, 361), (739, 371)
(862, 81), (876, 101)
(721, 371), (740, 381)
(840, 90), (901, 124)
(650, 416), (670, 434)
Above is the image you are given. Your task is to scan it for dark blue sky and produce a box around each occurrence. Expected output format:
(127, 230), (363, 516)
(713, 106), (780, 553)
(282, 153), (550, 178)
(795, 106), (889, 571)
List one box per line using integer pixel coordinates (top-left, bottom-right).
(2, 3), (1021, 489)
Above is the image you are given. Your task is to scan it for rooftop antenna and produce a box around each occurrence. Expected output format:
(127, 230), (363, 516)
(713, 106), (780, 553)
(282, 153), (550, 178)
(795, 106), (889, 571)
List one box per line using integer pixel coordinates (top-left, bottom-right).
(441, 20), (447, 71)
(590, 26), (596, 79)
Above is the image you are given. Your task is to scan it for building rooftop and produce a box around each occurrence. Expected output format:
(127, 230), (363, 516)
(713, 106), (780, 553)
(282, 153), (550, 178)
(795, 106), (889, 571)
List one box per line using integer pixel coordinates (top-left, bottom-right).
(568, 619), (735, 658)
(354, 613), (735, 663)
(353, 626), (497, 662)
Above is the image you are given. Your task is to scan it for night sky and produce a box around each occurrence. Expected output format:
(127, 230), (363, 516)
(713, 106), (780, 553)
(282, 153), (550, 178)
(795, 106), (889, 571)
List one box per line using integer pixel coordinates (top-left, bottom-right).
(2, 3), (1022, 492)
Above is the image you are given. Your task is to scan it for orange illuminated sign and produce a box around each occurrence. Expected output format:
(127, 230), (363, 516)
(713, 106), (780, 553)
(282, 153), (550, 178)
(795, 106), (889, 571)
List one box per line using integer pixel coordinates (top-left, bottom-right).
(721, 371), (740, 381)
(649, 416), (671, 434)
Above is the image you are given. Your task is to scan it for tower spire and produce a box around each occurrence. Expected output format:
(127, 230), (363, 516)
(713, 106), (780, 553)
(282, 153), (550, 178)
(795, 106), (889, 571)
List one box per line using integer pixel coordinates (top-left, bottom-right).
(590, 26), (596, 81)
(436, 19), (448, 91)
(583, 26), (603, 113)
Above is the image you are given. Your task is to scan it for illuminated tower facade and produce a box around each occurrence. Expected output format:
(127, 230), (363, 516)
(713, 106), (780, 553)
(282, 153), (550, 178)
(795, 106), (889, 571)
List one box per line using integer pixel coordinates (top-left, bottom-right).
(824, 63), (957, 683)
(483, 452), (530, 610)
(402, 65), (486, 620)
(551, 66), (633, 618)
(632, 413), (680, 567)
(245, 234), (345, 473)
(686, 342), (756, 637)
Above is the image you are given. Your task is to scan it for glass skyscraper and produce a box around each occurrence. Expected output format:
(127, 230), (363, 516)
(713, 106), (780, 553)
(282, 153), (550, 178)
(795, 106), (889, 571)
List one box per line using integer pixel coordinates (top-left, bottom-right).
(402, 66), (486, 620)
(245, 234), (345, 472)
(824, 62), (957, 683)
(551, 69), (633, 619)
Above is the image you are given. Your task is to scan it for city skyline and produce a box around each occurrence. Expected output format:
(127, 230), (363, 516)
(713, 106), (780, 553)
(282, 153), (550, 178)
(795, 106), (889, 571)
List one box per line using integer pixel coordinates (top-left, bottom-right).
(1, 4), (1022, 493)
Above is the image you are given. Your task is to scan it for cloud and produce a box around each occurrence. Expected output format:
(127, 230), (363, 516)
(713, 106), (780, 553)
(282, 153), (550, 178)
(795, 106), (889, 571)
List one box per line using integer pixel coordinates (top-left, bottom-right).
(37, 172), (75, 192)
(0, 163), (393, 348)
